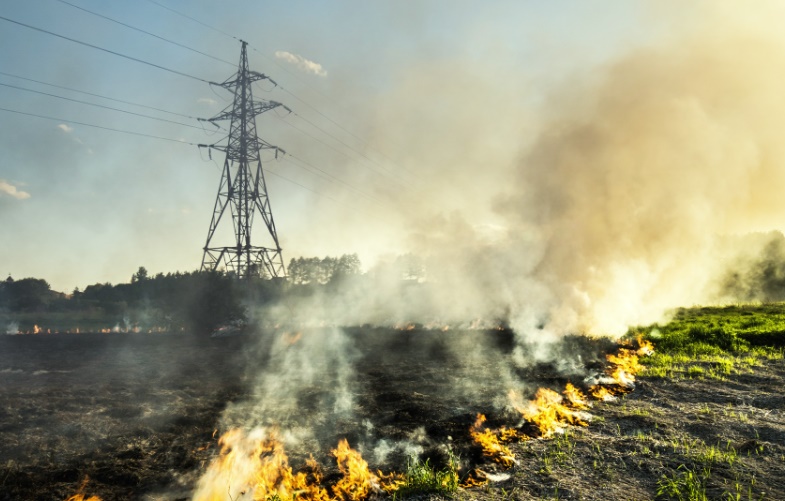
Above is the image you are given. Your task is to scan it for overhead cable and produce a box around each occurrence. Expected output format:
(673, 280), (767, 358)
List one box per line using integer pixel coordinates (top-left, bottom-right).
(0, 70), (204, 120)
(282, 154), (389, 208)
(142, 0), (239, 42)
(262, 165), (356, 209)
(0, 106), (199, 145)
(0, 14), (212, 84)
(0, 81), (212, 131)
(53, 0), (236, 68)
(136, 1), (413, 179)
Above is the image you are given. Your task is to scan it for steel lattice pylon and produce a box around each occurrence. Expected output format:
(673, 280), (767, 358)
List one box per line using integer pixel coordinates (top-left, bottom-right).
(199, 41), (286, 279)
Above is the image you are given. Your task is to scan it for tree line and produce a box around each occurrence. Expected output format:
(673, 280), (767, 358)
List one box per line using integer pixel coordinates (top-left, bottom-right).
(0, 253), (366, 335)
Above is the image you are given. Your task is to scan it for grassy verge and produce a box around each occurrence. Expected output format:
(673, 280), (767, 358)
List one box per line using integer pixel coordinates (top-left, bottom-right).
(628, 304), (785, 380)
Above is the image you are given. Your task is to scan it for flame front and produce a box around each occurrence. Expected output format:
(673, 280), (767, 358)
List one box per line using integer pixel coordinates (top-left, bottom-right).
(64, 477), (102, 501)
(193, 428), (330, 501)
(193, 429), (403, 501)
(331, 439), (381, 501)
(562, 382), (590, 410)
(510, 388), (589, 438)
(469, 414), (518, 468)
(65, 494), (102, 501)
(471, 339), (655, 465)
(589, 385), (619, 401)
(588, 337), (654, 396)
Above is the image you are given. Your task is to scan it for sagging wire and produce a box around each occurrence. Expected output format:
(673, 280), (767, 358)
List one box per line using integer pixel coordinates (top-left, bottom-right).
(254, 79), (276, 93)
(196, 118), (224, 136)
(208, 81), (230, 102)
(273, 103), (294, 118)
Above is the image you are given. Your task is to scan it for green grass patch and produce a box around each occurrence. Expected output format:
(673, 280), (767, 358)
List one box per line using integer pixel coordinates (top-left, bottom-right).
(393, 454), (460, 499)
(629, 303), (785, 379)
(657, 465), (710, 501)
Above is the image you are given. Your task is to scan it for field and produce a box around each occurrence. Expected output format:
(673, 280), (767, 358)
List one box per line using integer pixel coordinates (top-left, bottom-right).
(0, 305), (784, 500)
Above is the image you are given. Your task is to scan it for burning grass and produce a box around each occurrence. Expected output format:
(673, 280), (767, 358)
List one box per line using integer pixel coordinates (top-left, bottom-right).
(2, 306), (784, 500)
(188, 333), (655, 499)
(469, 414), (519, 468)
(466, 337), (654, 473)
(64, 477), (102, 501)
(193, 429), (459, 501)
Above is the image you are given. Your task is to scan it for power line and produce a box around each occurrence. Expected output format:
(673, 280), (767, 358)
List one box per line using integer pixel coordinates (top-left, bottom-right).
(288, 111), (402, 182)
(0, 12), (380, 212)
(248, 50), (417, 180)
(263, 164), (355, 209)
(0, 106), (199, 145)
(136, 0), (414, 180)
(273, 111), (406, 190)
(0, 105), (360, 209)
(0, 70), (204, 120)
(282, 154), (390, 208)
(53, 0), (236, 68)
(259, 67), (418, 181)
(142, 0), (239, 42)
(0, 81), (211, 131)
(0, 14), (212, 84)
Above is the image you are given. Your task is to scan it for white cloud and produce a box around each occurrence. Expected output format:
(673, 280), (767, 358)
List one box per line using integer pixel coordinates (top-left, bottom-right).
(57, 123), (85, 146)
(198, 97), (217, 106)
(274, 51), (328, 77)
(0, 180), (30, 200)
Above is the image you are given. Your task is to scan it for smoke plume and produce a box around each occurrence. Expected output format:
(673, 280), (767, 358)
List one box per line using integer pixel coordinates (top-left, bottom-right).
(358, 1), (785, 338)
(193, 2), (785, 495)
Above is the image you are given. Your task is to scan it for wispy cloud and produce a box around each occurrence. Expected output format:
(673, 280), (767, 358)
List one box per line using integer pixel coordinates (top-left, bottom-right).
(198, 97), (217, 106)
(57, 123), (86, 145)
(275, 51), (328, 77)
(0, 180), (30, 200)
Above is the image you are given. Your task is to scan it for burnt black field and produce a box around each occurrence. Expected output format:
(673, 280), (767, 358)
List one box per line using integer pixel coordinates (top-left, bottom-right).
(5, 328), (780, 501)
(0, 328), (569, 500)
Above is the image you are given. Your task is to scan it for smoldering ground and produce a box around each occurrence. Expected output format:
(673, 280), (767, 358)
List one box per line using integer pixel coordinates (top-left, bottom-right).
(189, 324), (621, 499)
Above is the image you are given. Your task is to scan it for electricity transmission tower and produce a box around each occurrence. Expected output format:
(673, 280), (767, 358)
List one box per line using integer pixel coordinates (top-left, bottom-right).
(199, 41), (286, 280)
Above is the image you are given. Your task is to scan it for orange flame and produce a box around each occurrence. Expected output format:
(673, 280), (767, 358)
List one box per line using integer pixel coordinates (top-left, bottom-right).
(588, 338), (654, 400)
(331, 439), (381, 501)
(282, 332), (303, 346)
(589, 385), (620, 401)
(562, 382), (590, 410)
(460, 468), (488, 488)
(65, 495), (102, 501)
(194, 430), (404, 501)
(193, 428), (329, 501)
(606, 348), (642, 387)
(469, 414), (517, 468)
(65, 494), (102, 501)
(64, 477), (102, 501)
(636, 337), (655, 356)
(510, 388), (589, 438)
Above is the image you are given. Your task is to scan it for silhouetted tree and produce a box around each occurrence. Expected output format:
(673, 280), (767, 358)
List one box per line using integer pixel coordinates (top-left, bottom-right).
(1, 278), (56, 311)
(131, 266), (149, 283)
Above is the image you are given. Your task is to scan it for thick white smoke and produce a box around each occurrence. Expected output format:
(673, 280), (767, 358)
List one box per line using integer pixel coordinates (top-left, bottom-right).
(345, 1), (785, 338)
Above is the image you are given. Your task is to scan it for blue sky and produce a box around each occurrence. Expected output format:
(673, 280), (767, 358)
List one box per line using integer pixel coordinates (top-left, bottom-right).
(0, 0), (669, 292)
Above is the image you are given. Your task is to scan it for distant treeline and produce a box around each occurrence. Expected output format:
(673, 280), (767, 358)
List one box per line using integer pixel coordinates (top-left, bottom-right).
(0, 253), (368, 335)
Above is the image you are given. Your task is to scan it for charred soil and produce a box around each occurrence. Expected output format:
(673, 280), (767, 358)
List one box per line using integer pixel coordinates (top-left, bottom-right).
(0, 329), (782, 500)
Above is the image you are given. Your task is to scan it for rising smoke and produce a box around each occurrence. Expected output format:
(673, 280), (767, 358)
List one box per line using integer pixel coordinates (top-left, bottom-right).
(365, 0), (785, 338)
(193, 2), (785, 495)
